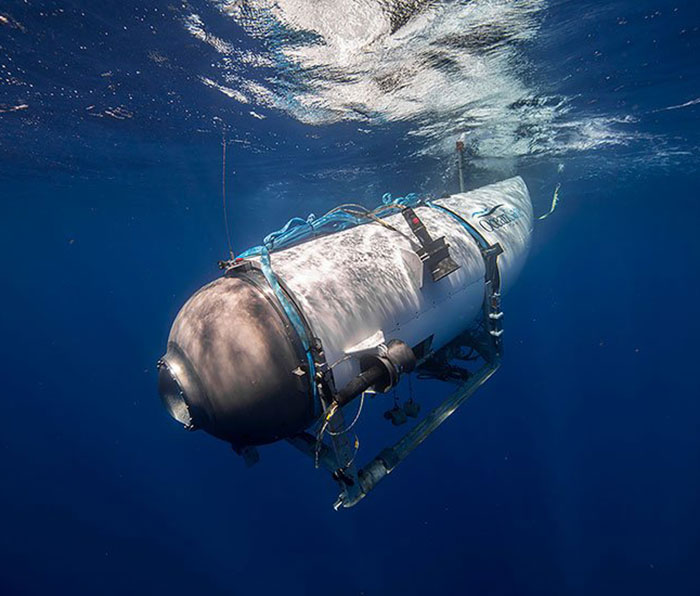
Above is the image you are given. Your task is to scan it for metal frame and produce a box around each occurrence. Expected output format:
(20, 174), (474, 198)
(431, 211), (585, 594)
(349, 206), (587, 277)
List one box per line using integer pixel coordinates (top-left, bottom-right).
(287, 246), (505, 509)
(287, 322), (501, 509)
(278, 205), (509, 509)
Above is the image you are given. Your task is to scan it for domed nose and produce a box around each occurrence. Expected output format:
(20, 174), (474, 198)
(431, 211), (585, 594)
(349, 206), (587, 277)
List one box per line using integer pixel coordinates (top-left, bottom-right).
(157, 273), (317, 448)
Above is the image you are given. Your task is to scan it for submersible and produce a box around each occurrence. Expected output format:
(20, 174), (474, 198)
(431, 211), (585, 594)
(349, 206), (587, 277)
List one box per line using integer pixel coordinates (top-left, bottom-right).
(158, 177), (533, 507)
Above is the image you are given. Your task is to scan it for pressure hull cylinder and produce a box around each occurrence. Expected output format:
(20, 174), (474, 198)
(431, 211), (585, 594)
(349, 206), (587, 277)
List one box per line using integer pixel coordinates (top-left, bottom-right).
(158, 177), (533, 447)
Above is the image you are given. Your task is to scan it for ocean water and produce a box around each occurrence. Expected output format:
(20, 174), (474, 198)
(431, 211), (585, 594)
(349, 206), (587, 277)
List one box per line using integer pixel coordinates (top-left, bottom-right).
(1, 1), (699, 595)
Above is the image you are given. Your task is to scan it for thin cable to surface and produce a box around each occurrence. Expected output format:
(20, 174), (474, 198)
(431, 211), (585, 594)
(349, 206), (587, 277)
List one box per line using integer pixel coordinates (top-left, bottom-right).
(221, 128), (234, 259)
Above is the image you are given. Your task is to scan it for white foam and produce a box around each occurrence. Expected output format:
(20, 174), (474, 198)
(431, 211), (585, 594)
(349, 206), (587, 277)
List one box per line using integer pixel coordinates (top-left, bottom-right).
(183, 1), (643, 163)
(200, 76), (249, 103)
(654, 97), (700, 112)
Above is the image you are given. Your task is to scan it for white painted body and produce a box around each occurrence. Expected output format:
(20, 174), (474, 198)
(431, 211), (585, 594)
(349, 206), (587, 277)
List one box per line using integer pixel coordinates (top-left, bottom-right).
(265, 177), (533, 390)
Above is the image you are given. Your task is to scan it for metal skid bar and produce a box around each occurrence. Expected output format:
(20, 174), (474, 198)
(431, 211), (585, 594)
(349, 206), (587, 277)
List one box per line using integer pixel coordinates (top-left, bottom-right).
(340, 354), (500, 508)
(287, 342), (500, 509)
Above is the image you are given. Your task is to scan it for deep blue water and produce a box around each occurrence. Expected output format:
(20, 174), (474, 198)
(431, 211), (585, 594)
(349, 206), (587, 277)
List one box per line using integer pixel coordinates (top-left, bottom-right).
(2, 2), (699, 595)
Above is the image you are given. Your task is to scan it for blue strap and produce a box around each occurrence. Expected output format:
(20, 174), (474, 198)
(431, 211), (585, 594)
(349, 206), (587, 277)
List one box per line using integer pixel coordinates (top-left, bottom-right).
(382, 192), (420, 208)
(239, 194), (423, 259)
(425, 200), (490, 251)
(263, 216), (315, 249)
(258, 247), (321, 415)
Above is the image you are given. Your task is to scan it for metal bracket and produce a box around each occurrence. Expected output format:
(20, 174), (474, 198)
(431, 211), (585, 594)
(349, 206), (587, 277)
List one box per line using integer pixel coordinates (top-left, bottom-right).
(402, 208), (460, 282)
(286, 405), (363, 510)
(325, 406), (363, 509)
(480, 243), (504, 358)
